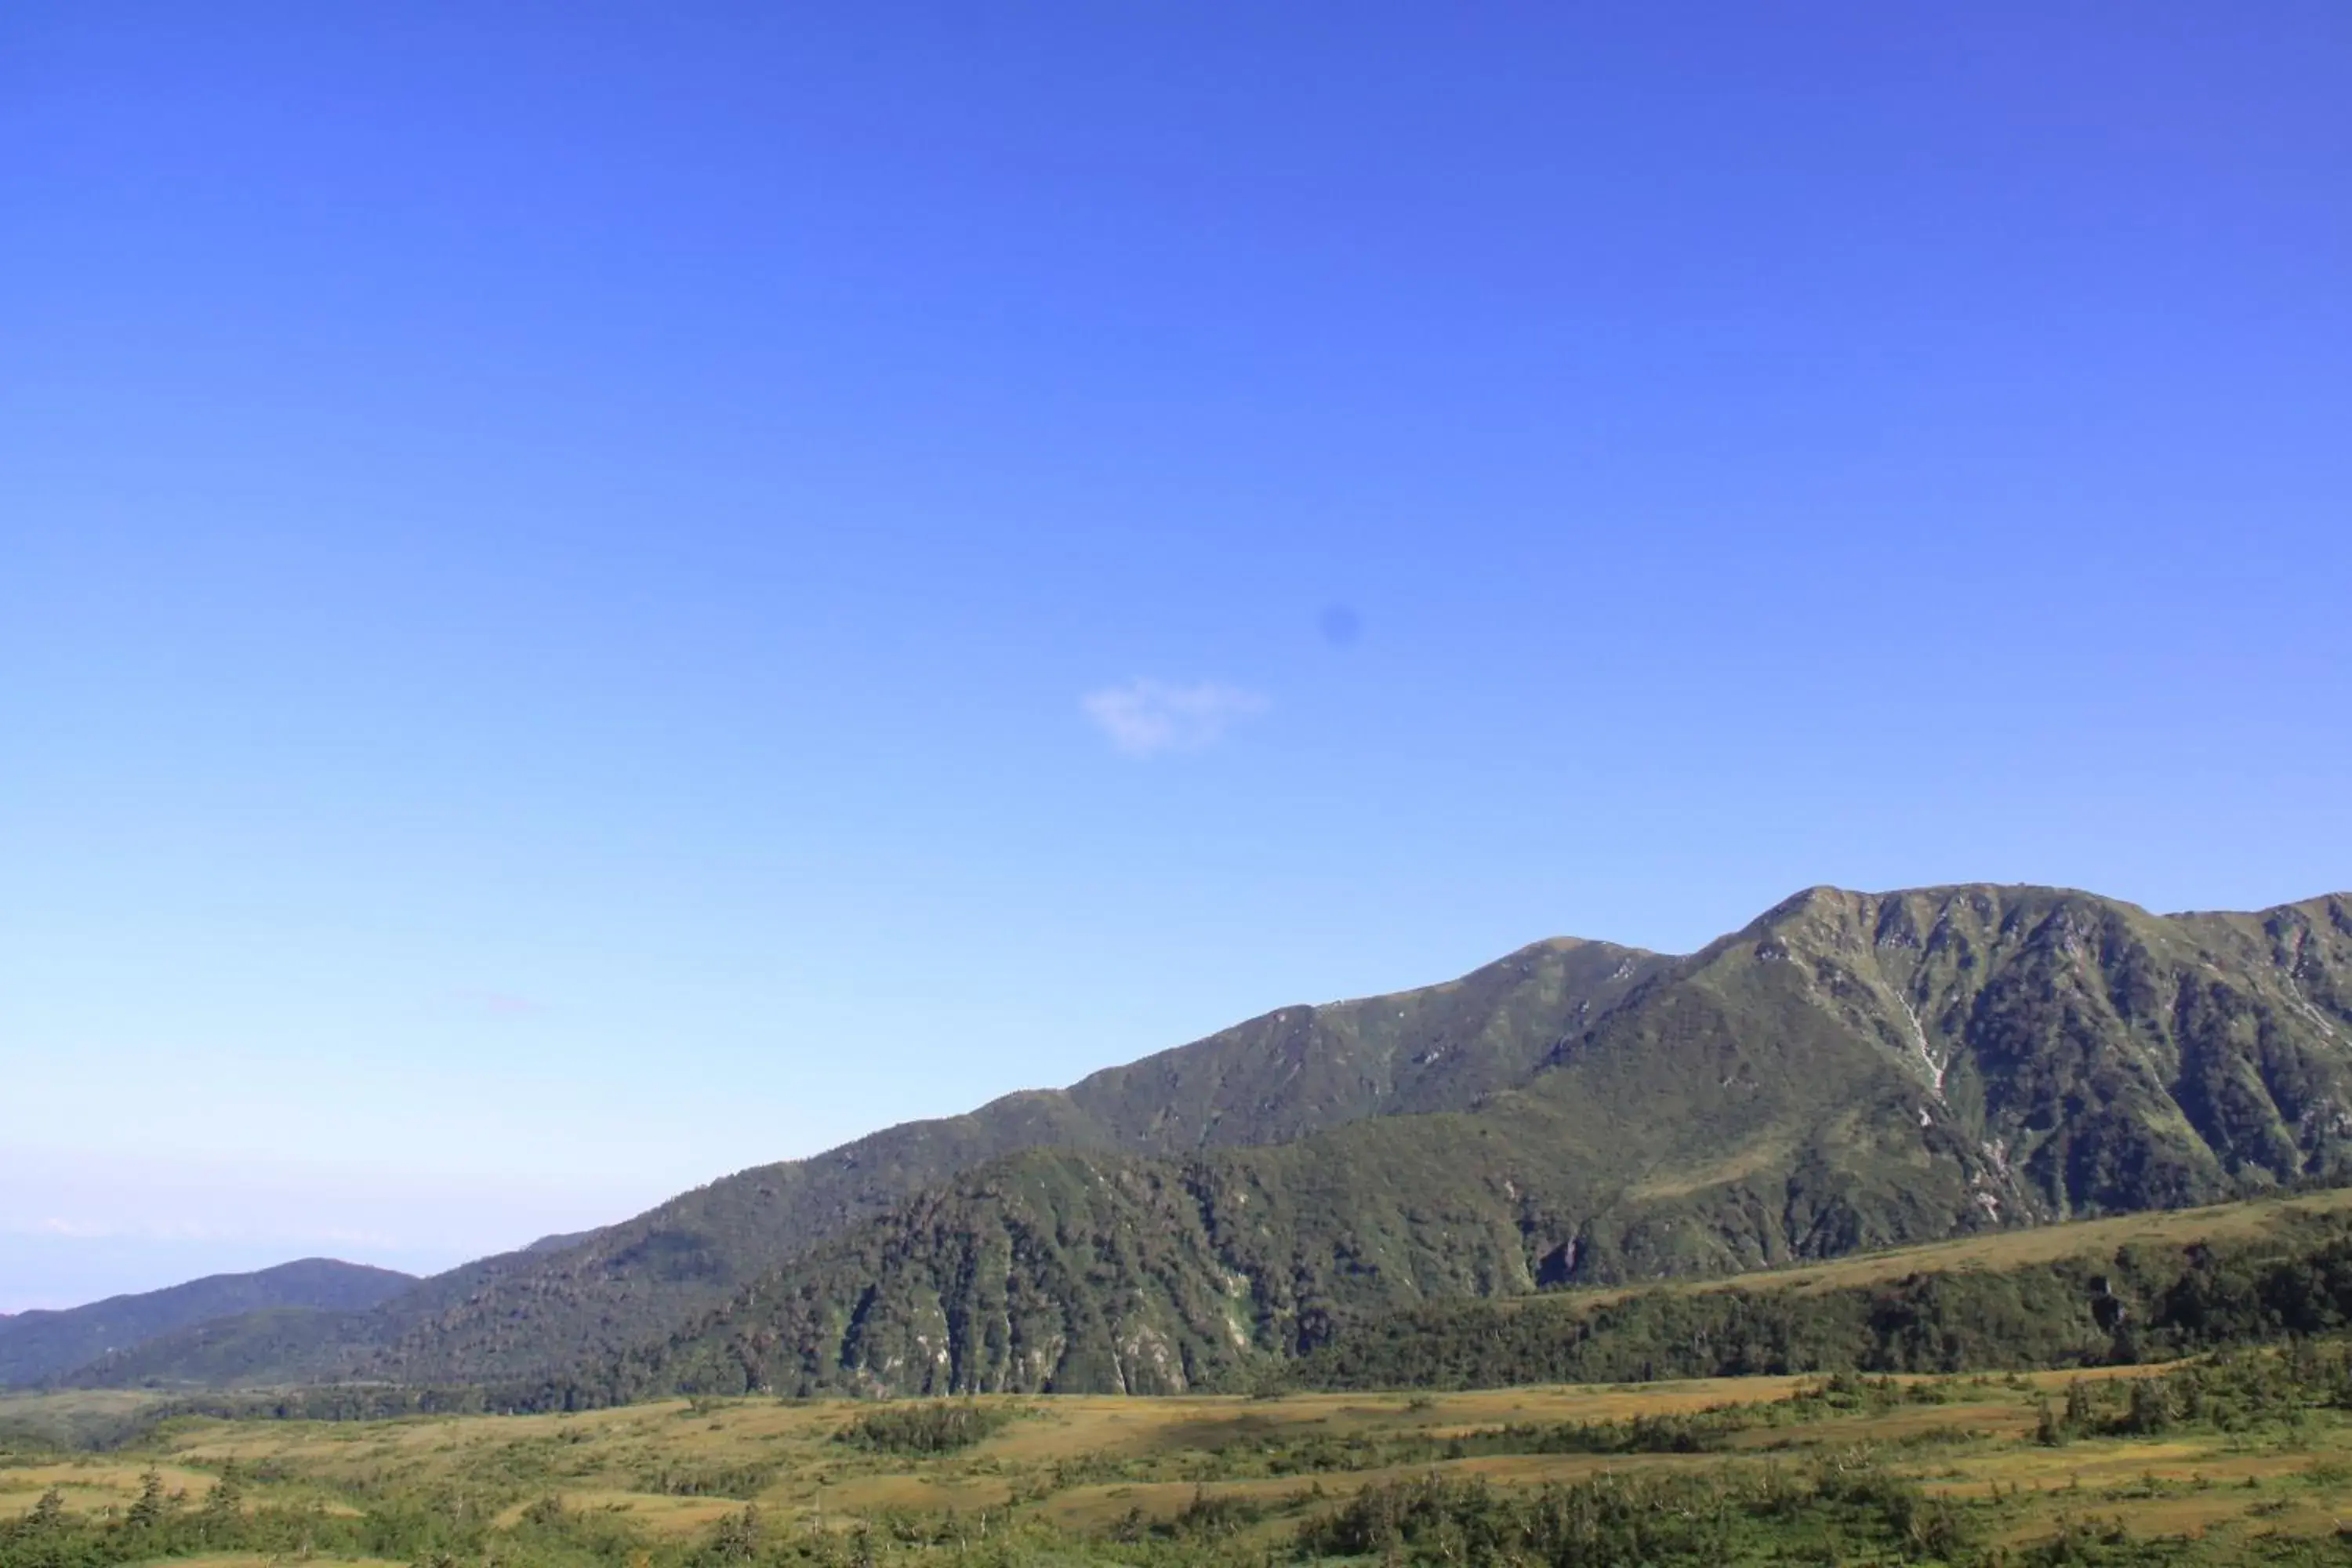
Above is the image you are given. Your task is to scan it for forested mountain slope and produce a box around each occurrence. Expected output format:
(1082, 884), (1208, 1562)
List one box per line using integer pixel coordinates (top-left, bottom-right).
(0, 1259), (413, 1387)
(70, 885), (2352, 1392)
(72, 936), (1664, 1386)
(518, 884), (2352, 1400)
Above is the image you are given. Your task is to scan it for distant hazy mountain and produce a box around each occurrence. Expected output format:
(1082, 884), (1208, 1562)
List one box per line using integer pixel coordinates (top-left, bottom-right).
(0, 1258), (414, 1386)
(72, 886), (2352, 1396)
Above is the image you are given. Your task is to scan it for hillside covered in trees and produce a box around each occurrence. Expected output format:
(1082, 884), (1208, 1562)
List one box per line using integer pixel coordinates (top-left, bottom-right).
(47, 885), (2352, 1398)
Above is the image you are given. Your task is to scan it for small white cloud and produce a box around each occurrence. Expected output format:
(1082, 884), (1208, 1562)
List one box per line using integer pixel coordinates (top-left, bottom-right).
(34, 1218), (111, 1239)
(1081, 679), (1269, 757)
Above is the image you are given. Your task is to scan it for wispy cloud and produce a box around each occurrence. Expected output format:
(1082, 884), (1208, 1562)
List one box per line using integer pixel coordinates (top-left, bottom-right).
(33, 1217), (110, 1239)
(1081, 680), (1269, 757)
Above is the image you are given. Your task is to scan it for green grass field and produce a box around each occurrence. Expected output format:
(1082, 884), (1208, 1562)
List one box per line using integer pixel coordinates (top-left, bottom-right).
(11, 1359), (2352, 1563)
(14, 1188), (2352, 1564)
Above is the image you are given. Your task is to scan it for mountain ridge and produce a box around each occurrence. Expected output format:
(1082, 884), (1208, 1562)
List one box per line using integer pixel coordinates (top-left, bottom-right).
(301, 931), (1669, 1386)
(55, 931), (1664, 1387)
(513, 883), (2352, 1399)
(59, 884), (2352, 1396)
(0, 1258), (414, 1387)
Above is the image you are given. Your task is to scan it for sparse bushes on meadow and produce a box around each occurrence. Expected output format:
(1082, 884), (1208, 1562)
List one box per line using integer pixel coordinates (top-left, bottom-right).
(830, 1400), (1015, 1454)
(22, 1339), (2352, 1568)
(1297, 1463), (1977, 1566)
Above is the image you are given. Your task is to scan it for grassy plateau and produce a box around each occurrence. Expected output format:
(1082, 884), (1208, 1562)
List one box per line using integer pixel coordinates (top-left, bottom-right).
(9, 1360), (2352, 1566)
(16, 1191), (2352, 1565)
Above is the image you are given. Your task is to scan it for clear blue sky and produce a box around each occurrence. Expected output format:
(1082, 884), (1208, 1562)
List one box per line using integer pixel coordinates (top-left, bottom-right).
(4, 3), (2347, 1310)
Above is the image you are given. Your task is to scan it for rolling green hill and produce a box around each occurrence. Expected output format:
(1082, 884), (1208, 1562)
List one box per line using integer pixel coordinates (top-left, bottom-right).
(0, 1260), (412, 1388)
(69, 884), (2352, 1395)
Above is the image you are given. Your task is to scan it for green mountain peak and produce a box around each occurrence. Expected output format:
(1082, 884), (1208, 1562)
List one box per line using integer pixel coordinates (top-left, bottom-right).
(52, 883), (2352, 1399)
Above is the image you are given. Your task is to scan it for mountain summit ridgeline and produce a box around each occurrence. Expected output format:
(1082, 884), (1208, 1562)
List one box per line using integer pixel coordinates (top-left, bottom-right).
(42, 883), (2352, 1398)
